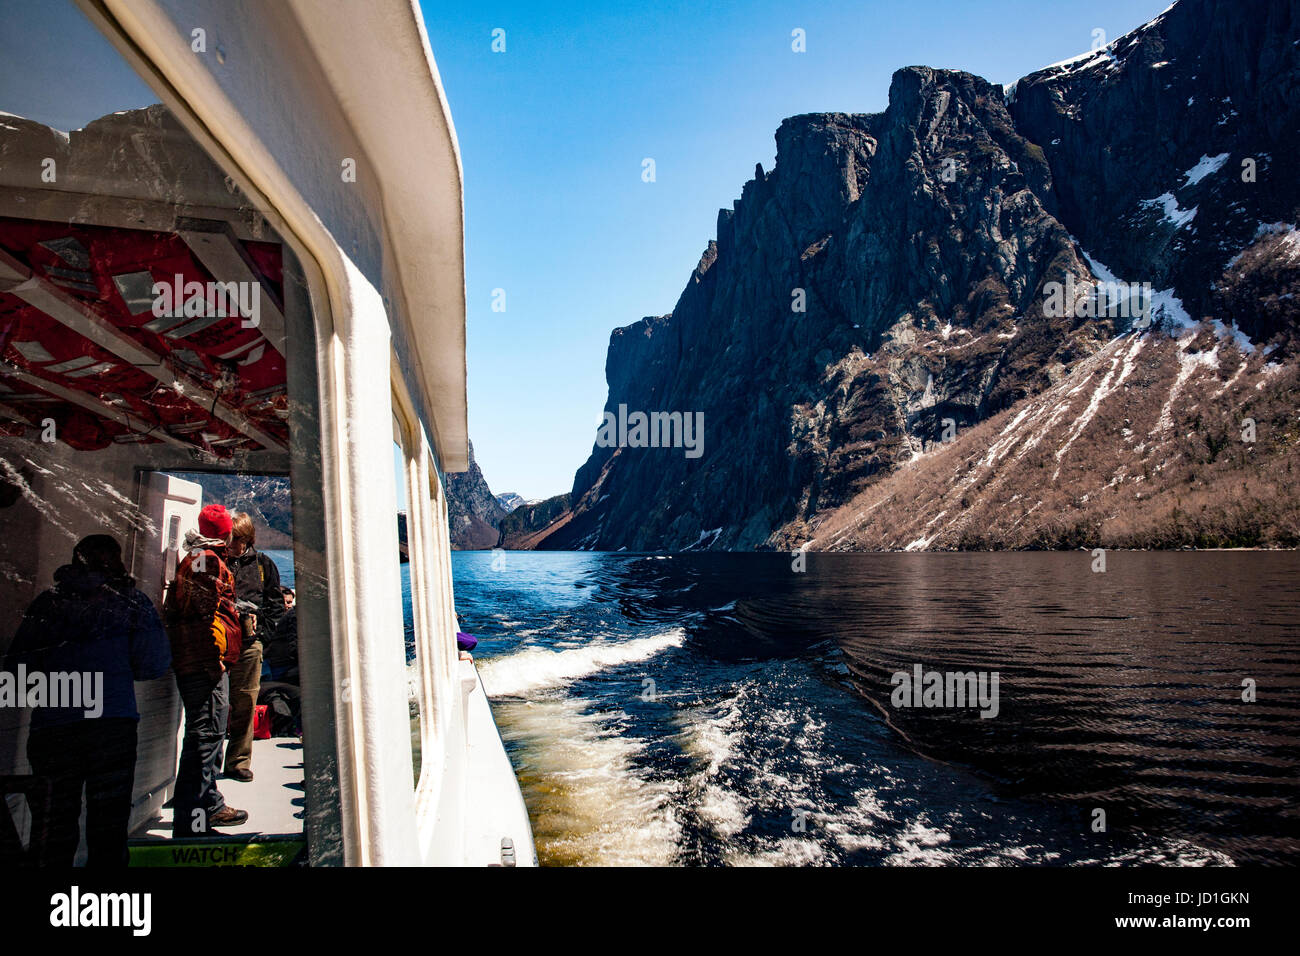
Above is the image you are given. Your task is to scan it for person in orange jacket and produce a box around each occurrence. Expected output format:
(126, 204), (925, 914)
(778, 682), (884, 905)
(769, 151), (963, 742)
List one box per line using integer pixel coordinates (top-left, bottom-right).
(164, 503), (248, 836)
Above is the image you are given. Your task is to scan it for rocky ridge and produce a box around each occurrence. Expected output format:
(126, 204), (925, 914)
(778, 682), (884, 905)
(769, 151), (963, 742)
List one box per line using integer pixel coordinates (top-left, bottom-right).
(508, 0), (1300, 552)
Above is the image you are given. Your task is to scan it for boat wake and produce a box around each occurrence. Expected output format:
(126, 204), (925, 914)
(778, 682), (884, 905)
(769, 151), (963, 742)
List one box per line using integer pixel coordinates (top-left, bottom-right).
(489, 695), (681, 866)
(472, 628), (689, 864)
(478, 628), (685, 697)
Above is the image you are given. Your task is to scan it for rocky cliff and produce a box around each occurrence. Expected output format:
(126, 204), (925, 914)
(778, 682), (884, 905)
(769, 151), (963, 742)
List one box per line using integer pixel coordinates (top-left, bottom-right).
(1008, 0), (1300, 336)
(512, 0), (1300, 552)
(445, 439), (508, 550)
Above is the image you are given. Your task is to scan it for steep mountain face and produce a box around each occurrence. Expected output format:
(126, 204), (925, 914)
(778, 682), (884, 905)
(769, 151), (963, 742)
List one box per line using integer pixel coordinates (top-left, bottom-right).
(444, 440), (507, 550)
(1007, 0), (1300, 339)
(532, 80), (1105, 550)
(513, 0), (1300, 552)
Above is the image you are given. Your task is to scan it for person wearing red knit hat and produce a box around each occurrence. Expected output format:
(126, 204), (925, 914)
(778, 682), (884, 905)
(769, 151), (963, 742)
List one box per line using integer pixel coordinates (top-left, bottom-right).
(162, 502), (249, 835)
(198, 503), (232, 540)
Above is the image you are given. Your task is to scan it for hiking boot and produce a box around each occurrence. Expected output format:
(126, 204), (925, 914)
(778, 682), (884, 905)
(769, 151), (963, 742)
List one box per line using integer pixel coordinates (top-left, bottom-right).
(208, 806), (248, 827)
(225, 768), (254, 782)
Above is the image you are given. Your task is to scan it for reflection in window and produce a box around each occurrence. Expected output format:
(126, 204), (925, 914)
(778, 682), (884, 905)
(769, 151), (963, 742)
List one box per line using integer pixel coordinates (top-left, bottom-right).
(0, 7), (320, 857)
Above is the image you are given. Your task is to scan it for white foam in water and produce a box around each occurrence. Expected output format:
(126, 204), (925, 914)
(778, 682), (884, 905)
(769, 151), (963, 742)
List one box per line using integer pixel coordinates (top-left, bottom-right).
(819, 787), (892, 853)
(1074, 840), (1236, 867)
(726, 836), (828, 867)
(672, 676), (1185, 867)
(885, 818), (957, 866)
(677, 679), (856, 864)
(478, 629), (685, 697)
(489, 695), (681, 866)
(677, 691), (752, 838)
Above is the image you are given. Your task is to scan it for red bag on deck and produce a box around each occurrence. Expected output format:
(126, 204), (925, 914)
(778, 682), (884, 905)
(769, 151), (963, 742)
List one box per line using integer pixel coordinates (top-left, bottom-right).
(253, 704), (271, 740)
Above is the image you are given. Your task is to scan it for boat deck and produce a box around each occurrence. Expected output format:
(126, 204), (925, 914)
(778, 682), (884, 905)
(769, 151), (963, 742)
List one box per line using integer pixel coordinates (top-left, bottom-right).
(129, 736), (305, 864)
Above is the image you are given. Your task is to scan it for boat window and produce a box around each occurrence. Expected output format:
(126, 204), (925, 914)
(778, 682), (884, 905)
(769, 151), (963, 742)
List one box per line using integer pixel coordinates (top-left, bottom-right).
(393, 420), (421, 787)
(0, 0), (331, 865)
(429, 453), (453, 687)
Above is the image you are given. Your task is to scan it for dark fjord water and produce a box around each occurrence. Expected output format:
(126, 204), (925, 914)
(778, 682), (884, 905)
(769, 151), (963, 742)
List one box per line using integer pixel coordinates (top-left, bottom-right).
(452, 551), (1300, 866)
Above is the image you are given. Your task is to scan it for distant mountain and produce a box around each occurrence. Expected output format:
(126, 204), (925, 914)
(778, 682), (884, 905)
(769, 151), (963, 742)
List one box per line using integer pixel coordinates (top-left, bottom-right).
(171, 472), (293, 549)
(495, 492), (532, 514)
(497, 493), (573, 549)
(508, 0), (1300, 552)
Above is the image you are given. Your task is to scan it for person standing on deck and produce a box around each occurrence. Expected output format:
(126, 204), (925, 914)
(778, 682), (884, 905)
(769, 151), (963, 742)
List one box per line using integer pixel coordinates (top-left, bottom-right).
(4, 534), (171, 866)
(223, 511), (282, 781)
(164, 504), (247, 835)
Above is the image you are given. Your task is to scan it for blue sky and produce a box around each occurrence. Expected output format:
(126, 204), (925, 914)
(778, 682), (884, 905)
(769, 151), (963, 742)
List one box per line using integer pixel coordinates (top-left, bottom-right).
(421, 0), (1172, 501)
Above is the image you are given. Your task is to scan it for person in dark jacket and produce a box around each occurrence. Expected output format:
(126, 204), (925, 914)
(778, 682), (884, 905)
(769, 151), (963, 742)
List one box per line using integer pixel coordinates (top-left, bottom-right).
(165, 504), (247, 836)
(4, 534), (171, 866)
(264, 587), (298, 682)
(222, 512), (282, 780)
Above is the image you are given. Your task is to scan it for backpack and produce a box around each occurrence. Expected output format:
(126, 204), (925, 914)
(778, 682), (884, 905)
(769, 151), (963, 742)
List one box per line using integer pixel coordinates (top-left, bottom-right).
(163, 548), (242, 669)
(258, 682), (302, 737)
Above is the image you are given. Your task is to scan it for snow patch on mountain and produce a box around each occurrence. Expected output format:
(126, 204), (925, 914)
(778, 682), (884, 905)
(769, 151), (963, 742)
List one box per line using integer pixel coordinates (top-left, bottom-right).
(1141, 191), (1198, 229)
(1181, 152), (1230, 186)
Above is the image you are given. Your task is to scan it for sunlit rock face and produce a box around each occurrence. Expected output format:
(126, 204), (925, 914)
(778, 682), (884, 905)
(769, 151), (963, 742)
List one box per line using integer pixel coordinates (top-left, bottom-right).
(515, 0), (1300, 552)
(445, 440), (507, 550)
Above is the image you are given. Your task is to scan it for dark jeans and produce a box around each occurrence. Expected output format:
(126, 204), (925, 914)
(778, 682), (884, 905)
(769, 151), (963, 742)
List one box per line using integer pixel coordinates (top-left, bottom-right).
(27, 717), (138, 867)
(173, 670), (228, 836)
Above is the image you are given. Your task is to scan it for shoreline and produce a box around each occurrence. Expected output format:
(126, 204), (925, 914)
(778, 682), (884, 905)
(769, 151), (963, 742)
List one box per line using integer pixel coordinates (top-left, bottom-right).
(458, 546), (1300, 554)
